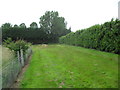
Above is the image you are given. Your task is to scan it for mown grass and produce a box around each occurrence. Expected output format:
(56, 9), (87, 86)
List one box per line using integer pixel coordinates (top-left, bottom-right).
(20, 44), (118, 88)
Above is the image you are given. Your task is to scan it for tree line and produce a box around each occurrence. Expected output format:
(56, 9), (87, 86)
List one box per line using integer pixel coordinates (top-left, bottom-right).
(59, 19), (120, 54)
(2, 11), (71, 44)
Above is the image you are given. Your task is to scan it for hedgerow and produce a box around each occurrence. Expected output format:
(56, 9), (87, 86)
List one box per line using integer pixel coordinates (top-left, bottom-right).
(2, 28), (70, 44)
(59, 19), (120, 54)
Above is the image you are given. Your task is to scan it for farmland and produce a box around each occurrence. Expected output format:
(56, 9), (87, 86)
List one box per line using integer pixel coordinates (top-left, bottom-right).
(1, 10), (119, 89)
(20, 44), (118, 88)
(2, 46), (15, 65)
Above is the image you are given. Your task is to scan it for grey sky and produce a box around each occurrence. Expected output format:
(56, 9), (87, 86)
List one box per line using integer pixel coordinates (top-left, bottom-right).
(0, 0), (119, 31)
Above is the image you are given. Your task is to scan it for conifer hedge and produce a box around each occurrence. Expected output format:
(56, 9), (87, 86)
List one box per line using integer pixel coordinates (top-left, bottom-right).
(59, 19), (120, 54)
(2, 28), (62, 44)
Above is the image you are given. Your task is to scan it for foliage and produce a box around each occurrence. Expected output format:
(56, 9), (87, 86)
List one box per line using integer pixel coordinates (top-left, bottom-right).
(14, 24), (19, 28)
(30, 22), (38, 29)
(3, 38), (31, 54)
(2, 11), (71, 44)
(1, 23), (12, 29)
(59, 19), (120, 54)
(2, 27), (71, 44)
(20, 45), (118, 88)
(39, 11), (71, 36)
(19, 23), (26, 28)
(2, 28), (54, 44)
(14, 40), (31, 53)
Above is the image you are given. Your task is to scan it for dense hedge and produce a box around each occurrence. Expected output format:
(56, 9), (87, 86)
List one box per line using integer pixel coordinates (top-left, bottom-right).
(59, 19), (120, 54)
(2, 28), (70, 44)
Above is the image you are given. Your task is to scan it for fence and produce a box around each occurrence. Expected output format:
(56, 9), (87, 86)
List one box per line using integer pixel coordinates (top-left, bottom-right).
(0, 45), (2, 90)
(2, 48), (32, 88)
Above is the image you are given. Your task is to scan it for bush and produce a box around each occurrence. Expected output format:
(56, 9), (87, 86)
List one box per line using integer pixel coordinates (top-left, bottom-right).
(3, 38), (31, 54)
(59, 19), (120, 54)
(2, 27), (71, 44)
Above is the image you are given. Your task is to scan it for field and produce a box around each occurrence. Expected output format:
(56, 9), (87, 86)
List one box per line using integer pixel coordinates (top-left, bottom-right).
(0, 46), (15, 66)
(2, 46), (15, 65)
(20, 44), (118, 88)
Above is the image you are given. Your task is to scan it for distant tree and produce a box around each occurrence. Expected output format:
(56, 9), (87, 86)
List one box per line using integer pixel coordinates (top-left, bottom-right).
(66, 27), (71, 34)
(1, 23), (12, 29)
(30, 22), (38, 29)
(39, 11), (71, 36)
(14, 24), (19, 28)
(19, 23), (26, 28)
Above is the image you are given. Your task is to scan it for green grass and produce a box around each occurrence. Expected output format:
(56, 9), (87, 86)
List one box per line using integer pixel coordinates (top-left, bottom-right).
(20, 44), (118, 88)
(2, 46), (15, 65)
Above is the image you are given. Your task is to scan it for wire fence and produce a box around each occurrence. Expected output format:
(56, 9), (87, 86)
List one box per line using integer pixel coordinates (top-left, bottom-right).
(0, 28), (2, 89)
(2, 48), (32, 88)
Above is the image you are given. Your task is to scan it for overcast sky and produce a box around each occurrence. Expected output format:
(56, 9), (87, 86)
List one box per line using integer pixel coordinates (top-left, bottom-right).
(0, 0), (119, 31)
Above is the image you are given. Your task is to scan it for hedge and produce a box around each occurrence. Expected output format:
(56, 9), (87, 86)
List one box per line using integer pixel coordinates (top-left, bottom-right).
(59, 19), (120, 54)
(2, 28), (58, 44)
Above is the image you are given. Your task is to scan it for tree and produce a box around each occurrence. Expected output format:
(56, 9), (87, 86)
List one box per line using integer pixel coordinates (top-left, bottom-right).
(39, 11), (70, 36)
(14, 24), (19, 28)
(30, 22), (38, 29)
(19, 23), (26, 28)
(1, 23), (12, 29)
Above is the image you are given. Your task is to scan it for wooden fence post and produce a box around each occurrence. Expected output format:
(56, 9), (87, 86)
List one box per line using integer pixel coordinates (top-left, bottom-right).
(20, 49), (24, 67)
(17, 51), (20, 62)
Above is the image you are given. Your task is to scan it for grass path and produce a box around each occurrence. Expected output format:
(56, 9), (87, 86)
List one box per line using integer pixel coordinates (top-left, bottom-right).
(20, 44), (118, 88)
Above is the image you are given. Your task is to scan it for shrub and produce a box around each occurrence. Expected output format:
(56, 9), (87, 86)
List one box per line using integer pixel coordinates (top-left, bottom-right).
(3, 38), (31, 54)
(59, 19), (120, 54)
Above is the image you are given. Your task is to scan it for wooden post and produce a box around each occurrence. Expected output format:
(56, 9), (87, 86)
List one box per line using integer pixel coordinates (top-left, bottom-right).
(17, 51), (20, 62)
(20, 49), (24, 67)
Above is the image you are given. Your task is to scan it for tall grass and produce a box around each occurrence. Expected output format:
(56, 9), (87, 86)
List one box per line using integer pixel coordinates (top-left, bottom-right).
(2, 47), (15, 65)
